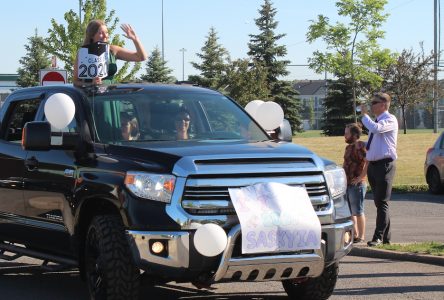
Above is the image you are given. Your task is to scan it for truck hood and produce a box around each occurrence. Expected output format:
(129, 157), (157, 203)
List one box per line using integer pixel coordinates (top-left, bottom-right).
(137, 140), (312, 156)
(106, 140), (323, 175)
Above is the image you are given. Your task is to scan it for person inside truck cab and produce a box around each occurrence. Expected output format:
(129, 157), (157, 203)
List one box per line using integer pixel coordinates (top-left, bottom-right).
(73, 20), (147, 86)
(120, 112), (140, 141)
(174, 108), (191, 140)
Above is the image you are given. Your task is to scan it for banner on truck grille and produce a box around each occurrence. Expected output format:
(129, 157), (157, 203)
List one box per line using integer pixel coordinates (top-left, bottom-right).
(229, 182), (321, 254)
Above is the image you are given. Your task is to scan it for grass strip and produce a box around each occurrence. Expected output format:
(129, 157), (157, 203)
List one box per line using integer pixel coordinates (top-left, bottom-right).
(377, 241), (444, 256)
(383, 185), (428, 193)
(293, 131), (442, 186)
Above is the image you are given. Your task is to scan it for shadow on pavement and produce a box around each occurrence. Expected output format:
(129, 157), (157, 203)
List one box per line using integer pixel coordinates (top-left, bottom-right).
(366, 192), (444, 204)
(140, 284), (288, 299)
(0, 262), (290, 300)
(334, 285), (444, 296)
(340, 259), (395, 265)
(0, 271), (88, 300)
(340, 271), (444, 279)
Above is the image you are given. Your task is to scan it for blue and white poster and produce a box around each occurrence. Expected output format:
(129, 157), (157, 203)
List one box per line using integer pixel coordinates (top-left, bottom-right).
(229, 182), (321, 254)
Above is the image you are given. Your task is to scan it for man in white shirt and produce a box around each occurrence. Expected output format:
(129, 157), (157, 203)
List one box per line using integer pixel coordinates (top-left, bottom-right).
(360, 92), (398, 247)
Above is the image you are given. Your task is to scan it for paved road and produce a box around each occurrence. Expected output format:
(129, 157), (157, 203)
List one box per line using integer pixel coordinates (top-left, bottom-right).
(1, 256), (443, 299)
(363, 192), (444, 243)
(1, 192), (443, 299)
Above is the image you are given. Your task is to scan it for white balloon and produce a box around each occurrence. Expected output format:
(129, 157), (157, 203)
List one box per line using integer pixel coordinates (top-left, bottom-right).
(194, 223), (228, 257)
(44, 93), (76, 130)
(255, 101), (284, 131)
(245, 100), (264, 118)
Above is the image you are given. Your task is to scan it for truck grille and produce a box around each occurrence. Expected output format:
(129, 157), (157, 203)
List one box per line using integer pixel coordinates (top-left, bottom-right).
(181, 174), (330, 215)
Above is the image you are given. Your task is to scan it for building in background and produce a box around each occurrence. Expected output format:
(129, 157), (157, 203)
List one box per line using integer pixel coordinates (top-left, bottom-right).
(293, 79), (444, 131)
(0, 74), (19, 104)
(293, 80), (327, 130)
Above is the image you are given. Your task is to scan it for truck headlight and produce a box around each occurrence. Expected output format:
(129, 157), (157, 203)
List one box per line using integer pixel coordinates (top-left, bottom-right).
(124, 172), (176, 203)
(324, 165), (347, 199)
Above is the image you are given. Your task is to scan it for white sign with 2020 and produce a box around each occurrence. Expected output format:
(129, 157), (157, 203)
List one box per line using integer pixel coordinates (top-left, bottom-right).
(77, 42), (109, 79)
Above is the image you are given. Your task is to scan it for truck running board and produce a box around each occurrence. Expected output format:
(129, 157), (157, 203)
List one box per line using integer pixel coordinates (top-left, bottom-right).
(0, 241), (78, 269)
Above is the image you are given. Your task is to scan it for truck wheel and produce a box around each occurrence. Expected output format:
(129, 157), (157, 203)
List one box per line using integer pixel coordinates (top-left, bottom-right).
(282, 262), (339, 300)
(84, 215), (140, 300)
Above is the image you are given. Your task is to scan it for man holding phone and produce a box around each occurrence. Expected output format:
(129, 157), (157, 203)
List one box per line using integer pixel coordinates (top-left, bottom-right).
(360, 92), (398, 247)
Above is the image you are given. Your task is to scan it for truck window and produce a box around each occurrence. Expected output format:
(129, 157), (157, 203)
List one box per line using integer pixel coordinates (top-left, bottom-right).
(89, 92), (269, 144)
(92, 97), (140, 142)
(3, 99), (41, 142)
(43, 115), (78, 133)
(41, 95), (79, 133)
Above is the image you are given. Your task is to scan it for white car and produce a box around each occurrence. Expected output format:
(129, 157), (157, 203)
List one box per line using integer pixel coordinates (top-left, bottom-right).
(425, 132), (444, 194)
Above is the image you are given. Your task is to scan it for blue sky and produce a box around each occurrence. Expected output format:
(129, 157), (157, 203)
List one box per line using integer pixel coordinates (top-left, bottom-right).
(0, 0), (439, 80)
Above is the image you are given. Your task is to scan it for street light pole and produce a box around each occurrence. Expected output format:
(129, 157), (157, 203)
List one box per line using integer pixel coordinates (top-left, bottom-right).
(433, 0), (439, 133)
(180, 48), (186, 81)
(79, 0), (82, 26)
(162, 0), (165, 62)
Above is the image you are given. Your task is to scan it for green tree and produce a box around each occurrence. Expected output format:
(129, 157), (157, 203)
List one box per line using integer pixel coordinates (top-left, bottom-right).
(191, 27), (228, 89)
(272, 81), (302, 133)
(44, 0), (141, 82)
(301, 100), (315, 129)
(141, 47), (175, 83)
(221, 59), (269, 107)
(382, 47), (435, 134)
(248, 0), (289, 85)
(248, 0), (301, 132)
(322, 78), (355, 136)
(16, 29), (51, 87)
(404, 108), (415, 129)
(423, 106), (435, 129)
(306, 0), (393, 121)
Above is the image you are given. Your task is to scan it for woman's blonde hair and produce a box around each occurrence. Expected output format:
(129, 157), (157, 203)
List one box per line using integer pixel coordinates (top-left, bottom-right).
(83, 19), (106, 45)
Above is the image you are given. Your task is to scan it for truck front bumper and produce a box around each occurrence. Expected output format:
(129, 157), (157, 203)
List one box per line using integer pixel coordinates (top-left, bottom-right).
(126, 220), (353, 282)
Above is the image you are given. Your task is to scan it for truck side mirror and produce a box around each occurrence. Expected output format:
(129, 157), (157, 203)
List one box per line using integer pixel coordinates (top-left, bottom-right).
(278, 119), (293, 142)
(22, 121), (51, 151)
(22, 121), (80, 151)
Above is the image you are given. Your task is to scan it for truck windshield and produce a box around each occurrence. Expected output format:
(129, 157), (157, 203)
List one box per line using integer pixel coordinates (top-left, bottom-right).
(88, 91), (269, 144)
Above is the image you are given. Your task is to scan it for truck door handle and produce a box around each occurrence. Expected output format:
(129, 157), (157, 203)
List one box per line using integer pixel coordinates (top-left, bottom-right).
(25, 156), (39, 171)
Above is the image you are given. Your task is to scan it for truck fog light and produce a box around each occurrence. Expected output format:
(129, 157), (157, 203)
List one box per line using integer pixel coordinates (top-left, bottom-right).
(149, 240), (168, 257)
(343, 230), (352, 246)
(151, 241), (164, 254)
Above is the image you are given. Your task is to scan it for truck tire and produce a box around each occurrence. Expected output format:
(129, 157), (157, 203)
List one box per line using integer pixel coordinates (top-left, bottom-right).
(282, 262), (339, 300)
(84, 215), (140, 300)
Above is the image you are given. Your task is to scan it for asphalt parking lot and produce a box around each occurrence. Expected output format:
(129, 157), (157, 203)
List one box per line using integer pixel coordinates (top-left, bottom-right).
(362, 192), (443, 243)
(1, 192), (443, 299)
(1, 255), (443, 299)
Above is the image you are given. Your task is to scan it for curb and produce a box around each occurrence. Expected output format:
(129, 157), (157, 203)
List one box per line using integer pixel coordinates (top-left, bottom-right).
(349, 245), (444, 267)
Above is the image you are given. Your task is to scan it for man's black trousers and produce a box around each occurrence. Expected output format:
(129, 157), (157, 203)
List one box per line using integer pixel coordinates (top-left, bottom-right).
(367, 159), (396, 242)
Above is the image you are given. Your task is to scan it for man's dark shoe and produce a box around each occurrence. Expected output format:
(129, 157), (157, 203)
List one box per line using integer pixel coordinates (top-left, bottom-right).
(383, 240), (391, 245)
(367, 239), (383, 247)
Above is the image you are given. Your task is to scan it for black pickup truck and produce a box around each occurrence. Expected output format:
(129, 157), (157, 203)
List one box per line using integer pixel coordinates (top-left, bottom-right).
(0, 84), (353, 300)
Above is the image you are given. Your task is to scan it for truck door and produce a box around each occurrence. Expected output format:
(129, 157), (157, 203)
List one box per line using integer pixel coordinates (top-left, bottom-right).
(22, 92), (81, 255)
(0, 96), (41, 243)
